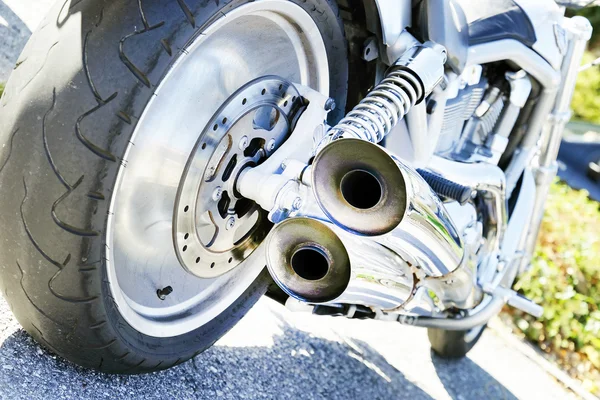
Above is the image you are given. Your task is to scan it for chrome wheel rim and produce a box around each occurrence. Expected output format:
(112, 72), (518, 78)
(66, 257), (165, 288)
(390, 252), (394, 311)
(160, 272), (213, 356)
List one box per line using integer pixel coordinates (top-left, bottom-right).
(106, 0), (329, 337)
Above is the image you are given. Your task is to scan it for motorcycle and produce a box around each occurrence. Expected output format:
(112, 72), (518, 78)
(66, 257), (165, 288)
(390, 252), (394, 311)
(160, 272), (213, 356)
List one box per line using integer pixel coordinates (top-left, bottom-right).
(0, 0), (593, 373)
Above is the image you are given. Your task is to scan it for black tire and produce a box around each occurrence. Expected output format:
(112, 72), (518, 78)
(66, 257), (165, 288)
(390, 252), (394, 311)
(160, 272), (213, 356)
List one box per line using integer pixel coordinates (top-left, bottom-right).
(427, 325), (487, 359)
(0, 0), (348, 373)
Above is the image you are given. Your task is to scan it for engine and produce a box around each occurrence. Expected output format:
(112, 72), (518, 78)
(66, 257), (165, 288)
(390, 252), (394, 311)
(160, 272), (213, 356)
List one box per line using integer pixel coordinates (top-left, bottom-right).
(433, 65), (531, 165)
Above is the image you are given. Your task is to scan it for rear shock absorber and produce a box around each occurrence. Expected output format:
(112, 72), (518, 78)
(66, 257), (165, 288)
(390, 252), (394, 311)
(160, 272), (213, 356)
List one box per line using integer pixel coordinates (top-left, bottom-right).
(316, 43), (447, 151)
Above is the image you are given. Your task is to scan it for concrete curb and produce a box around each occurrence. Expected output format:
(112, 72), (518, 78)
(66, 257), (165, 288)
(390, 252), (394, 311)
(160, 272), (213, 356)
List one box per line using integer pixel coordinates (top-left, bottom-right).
(488, 318), (599, 400)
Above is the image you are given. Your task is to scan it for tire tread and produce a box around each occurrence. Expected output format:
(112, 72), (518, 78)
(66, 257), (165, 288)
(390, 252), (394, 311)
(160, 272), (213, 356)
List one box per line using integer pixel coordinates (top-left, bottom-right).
(0, 0), (349, 374)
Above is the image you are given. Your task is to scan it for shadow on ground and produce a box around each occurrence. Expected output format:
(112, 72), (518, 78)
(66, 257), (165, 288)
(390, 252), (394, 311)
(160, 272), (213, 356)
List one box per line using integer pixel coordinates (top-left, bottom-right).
(0, 1), (31, 81)
(0, 311), (517, 400)
(431, 352), (517, 400)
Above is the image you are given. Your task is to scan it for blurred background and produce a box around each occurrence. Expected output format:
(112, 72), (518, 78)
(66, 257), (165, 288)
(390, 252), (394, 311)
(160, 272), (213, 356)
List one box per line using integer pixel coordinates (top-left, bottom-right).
(0, 0), (599, 397)
(499, 6), (600, 395)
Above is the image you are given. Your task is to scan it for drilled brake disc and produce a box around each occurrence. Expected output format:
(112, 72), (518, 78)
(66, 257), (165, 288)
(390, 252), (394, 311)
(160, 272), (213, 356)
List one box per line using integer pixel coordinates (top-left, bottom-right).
(174, 76), (303, 278)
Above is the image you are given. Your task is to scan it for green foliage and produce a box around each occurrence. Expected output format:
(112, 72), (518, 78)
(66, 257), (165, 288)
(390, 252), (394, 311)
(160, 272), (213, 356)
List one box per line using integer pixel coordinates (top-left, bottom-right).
(571, 52), (600, 124)
(568, 5), (600, 124)
(511, 182), (600, 392)
(0, 82), (4, 98)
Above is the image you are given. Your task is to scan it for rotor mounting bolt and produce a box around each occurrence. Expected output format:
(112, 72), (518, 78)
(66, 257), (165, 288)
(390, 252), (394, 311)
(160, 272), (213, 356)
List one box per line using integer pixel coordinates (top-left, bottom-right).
(238, 136), (249, 150)
(324, 98), (336, 112)
(267, 139), (276, 152)
(226, 217), (236, 230)
(212, 187), (222, 201)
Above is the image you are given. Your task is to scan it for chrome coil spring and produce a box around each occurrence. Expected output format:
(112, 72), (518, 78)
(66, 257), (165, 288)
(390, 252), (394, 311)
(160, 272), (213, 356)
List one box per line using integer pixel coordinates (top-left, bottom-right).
(318, 67), (424, 149)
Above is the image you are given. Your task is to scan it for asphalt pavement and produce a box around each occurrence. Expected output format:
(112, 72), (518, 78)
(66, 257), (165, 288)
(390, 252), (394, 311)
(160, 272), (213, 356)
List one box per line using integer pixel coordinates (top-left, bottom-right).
(0, 295), (581, 400)
(559, 122), (600, 201)
(1, 0), (54, 81)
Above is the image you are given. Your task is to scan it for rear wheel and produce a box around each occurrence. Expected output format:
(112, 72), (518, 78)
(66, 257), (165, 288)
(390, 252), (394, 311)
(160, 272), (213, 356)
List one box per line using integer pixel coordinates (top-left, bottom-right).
(0, 0), (348, 373)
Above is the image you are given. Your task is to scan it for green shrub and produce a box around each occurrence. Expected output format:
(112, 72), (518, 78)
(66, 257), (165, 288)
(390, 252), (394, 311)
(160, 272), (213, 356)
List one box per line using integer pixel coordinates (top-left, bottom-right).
(511, 182), (600, 392)
(0, 82), (4, 98)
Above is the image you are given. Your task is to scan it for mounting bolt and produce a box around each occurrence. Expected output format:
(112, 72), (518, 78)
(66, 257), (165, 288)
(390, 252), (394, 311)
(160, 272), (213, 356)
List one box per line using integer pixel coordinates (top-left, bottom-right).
(238, 136), (249, 150)
(212, 187), (222, 201)
(292, 197), (302, 210)
(226, 217), (236, 230)
(324, 98), (336, 112)
(267, 139), (276, 152)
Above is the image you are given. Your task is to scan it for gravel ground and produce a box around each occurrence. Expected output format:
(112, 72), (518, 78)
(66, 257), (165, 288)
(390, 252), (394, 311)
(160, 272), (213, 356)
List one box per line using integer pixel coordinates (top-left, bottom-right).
(0, 1), (587, 399)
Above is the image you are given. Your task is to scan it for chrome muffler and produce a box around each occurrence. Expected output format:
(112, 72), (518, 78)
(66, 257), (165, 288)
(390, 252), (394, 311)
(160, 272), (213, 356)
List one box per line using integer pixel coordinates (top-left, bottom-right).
(310, 138), (464, 277)
(263, 138), (473, 312)
(266, 217), (414, 310)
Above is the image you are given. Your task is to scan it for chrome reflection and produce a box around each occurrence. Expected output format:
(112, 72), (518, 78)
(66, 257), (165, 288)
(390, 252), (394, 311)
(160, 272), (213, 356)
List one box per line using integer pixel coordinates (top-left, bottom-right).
(310, 139), (464, 277)
(265, 217), (415, 310)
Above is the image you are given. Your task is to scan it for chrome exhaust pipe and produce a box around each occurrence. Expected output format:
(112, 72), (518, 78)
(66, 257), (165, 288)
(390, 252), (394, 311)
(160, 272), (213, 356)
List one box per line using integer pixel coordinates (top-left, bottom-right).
(265, 217), (414, 310)
(310, 138), (464, 277)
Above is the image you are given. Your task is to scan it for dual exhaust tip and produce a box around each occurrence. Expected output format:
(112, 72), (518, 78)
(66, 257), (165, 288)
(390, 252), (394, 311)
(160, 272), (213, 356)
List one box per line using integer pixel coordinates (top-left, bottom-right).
(266, 217), (351, 303)
(266, 216), (416, 308)
(266, 138), (462, 307)
(267, 138), (409, 304)
(311, 138), (408, 236)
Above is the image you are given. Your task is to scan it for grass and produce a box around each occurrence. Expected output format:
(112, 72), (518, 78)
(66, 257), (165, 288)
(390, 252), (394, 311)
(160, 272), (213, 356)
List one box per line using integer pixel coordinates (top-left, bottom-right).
(506, 182), (600, 394)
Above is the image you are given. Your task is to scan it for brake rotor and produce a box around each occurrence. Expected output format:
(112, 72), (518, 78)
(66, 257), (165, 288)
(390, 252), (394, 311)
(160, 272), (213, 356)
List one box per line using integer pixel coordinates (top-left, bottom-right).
(174, 76), (303, 278)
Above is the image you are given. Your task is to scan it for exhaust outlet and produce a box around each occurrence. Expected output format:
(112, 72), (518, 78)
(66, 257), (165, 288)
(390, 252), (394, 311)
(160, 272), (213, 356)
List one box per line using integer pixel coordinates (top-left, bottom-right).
(311, 139), (464, 277)
(266, 217), (414, 309)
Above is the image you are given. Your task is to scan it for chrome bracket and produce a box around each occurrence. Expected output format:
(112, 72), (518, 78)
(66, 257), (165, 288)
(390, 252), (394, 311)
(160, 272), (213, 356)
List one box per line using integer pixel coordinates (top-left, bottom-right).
(237, 84), (331, 222)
